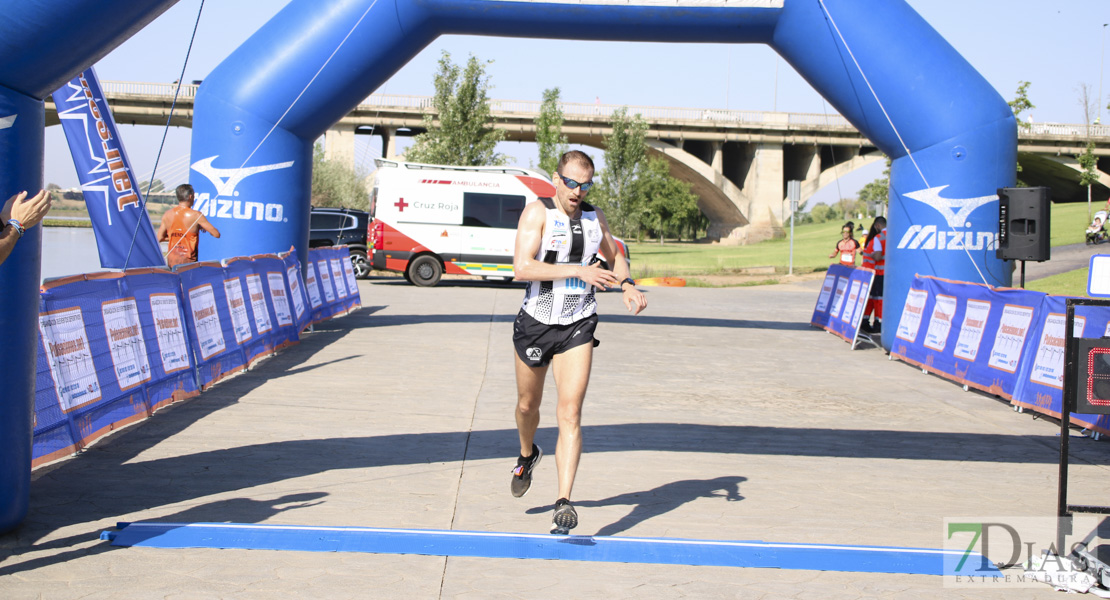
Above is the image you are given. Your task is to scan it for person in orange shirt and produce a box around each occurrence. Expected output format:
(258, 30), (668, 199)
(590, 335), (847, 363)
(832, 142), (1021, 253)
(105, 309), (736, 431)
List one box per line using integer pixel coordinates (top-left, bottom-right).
(157, 184), (220, 267)
(828, 222), (860, 267)
(860, 216), (887, 334)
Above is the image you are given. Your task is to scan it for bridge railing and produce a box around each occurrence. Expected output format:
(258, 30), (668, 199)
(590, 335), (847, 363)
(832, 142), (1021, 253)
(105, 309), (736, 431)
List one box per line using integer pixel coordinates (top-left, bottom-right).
(99, 80), (1109, 138)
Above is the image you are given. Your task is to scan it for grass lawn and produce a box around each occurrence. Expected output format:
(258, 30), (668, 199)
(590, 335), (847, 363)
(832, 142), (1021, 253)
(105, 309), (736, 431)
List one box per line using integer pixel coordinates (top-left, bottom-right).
(627, 219), (847, 279)
(1026, 267), (1090, 297)
(626, 200), (1103, 293)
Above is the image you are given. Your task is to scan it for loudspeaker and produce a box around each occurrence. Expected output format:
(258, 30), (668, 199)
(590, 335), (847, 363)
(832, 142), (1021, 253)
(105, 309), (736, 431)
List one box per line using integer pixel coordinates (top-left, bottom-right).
(996, 187), (1051, 262)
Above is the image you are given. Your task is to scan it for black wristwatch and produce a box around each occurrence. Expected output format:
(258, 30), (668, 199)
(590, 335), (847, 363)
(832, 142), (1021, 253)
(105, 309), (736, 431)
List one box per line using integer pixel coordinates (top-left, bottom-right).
(620, 278), (636, 289)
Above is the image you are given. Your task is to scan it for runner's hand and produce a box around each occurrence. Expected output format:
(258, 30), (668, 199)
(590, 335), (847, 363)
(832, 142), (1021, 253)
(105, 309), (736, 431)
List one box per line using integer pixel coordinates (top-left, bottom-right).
(577, 262), (618, 291)
(623, 286), (647, 315)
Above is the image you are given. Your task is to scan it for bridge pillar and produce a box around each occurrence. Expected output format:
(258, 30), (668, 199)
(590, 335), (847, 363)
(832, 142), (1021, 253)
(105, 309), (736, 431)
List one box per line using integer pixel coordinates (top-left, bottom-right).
(324, 123), (357, 169)
(380, 126), (396, 160)
(725, 141), (785, 245)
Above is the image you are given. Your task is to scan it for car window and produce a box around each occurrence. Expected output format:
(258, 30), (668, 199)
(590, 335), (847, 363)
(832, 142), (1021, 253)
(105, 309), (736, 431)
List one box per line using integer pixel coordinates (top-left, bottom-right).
(310, 213), (343, 230)
(462, 193), (526, 229)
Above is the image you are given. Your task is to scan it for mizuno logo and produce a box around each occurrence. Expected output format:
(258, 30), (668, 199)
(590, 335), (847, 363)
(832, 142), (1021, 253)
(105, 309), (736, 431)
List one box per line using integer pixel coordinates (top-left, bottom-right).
(903, 185), (997, 228)
(191, 156), (295, 222)
(191, 156), (295, 198)
(896, 225), (997, 251)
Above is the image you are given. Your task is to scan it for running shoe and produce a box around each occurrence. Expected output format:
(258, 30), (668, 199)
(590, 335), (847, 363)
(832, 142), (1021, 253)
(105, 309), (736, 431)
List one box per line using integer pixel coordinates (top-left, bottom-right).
(550, 498), (578, 535)
(510, 444), (542, 498)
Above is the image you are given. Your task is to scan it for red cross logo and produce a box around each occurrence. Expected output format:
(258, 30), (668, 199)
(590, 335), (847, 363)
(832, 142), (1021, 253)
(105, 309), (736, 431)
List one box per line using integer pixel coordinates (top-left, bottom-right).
(395, 198), (409, 212)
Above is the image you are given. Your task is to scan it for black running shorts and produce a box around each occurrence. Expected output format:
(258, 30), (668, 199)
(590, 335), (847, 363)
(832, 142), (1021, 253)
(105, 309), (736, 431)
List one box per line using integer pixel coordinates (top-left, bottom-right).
(512, 309), (599, 367)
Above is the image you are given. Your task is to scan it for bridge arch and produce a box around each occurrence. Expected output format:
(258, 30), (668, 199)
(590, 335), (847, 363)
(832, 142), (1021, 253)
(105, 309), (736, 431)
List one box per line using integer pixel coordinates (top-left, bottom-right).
(3, 0), (1016, 532)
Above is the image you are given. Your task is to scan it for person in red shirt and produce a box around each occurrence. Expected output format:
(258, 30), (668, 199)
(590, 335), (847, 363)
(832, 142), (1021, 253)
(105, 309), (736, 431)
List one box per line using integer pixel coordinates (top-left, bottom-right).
(860, 216), (886, 334)
(829, 222), (860, 267)
(156, 184), (220, 267)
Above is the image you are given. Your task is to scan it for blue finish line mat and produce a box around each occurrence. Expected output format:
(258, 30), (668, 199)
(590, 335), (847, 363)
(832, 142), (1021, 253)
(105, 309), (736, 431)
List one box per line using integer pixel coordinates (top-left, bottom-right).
(101, 522), (998, 576)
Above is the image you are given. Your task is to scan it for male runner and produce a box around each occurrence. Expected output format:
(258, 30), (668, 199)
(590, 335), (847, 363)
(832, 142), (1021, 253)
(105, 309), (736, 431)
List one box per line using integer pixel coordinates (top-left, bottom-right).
(157, 184), (220, 267)
(509, 150), (647, 534)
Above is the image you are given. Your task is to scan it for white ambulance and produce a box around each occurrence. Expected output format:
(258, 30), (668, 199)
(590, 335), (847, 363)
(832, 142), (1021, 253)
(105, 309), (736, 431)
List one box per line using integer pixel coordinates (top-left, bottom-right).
(367, 159), (628, 287)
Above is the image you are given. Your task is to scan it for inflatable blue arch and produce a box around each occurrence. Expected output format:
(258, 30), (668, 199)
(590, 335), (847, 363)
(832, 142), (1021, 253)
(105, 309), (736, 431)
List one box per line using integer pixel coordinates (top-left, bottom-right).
(0, 0), (1015, 532)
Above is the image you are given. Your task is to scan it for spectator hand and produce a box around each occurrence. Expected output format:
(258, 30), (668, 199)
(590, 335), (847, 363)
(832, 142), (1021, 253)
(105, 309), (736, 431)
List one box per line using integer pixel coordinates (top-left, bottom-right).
(3, 190), (51, 229)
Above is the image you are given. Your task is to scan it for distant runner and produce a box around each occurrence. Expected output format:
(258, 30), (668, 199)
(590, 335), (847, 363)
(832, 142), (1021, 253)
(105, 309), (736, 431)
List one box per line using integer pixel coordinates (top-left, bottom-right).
(157, 184), (220, 267)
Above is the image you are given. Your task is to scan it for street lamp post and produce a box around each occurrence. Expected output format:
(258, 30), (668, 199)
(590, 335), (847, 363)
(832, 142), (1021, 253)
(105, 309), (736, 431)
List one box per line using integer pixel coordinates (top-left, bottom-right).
(1101, 24), (1108, 125)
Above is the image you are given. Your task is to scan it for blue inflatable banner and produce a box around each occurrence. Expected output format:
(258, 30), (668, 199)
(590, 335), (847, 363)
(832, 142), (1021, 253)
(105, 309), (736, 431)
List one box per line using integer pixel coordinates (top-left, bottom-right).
(810, 264), (875, 348)
(891, 276), (1045, 401)
(51, 68), (164, 269)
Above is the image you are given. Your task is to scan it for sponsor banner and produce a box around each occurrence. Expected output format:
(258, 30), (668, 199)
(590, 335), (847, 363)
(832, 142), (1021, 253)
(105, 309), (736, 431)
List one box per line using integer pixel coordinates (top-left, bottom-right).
(115, 270), (199, 411)
(51, 67), (164, 268)
(330, 257), (349, 299)
(304, 260), (323, 310)
(224, 259), (274, 366)
(281, 251), (312, 332)
(253, 254), (302, 350)
(891, 276), (1045, 401)
(100, 298), (152, 393)
(29, 254), (356, 469)
(178, 264), (248, 389)
(317, 259), (336, 304)
(1012, 295), (1110, 433)
(32, 270), (201, 467)
(809, 264), (874, 346)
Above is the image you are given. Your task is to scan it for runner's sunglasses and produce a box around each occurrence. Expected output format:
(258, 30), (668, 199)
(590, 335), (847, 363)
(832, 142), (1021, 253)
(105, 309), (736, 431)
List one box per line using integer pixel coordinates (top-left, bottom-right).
(557, 173), (594, 193)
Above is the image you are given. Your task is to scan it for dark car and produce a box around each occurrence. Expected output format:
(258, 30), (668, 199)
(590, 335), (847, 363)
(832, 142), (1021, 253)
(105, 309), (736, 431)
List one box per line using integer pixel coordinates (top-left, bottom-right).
(309, 207), (371, 278)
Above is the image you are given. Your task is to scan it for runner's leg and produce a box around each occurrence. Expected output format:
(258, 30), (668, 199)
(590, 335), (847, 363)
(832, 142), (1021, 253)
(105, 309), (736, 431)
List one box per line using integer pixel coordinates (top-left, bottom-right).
(514, 353), (548, 457)
(550, 342), (593, 501)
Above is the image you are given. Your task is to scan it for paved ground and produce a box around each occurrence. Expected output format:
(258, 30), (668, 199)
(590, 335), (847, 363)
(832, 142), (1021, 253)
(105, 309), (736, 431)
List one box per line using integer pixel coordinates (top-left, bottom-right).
(3, 276), (1110, 599)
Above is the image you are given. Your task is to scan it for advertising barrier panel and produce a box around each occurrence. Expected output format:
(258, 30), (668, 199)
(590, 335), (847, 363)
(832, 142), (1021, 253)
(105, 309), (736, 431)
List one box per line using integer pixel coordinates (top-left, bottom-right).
(1011, 295), (1110, 433)
(891, 276), (1044, 400)
(31, 253), (361, 469)
(176, 262), (247, 389)
(33, 270), (199, 467)
(810, 264), (875, 347)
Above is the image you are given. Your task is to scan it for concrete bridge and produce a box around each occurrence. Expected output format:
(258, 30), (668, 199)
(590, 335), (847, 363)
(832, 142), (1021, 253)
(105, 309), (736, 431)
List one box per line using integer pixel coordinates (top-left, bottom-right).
(46, 81), (1110, 243)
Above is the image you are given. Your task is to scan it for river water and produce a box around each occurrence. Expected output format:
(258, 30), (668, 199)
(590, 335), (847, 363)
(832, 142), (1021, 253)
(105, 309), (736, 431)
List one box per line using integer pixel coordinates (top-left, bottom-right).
(41, 227), (168, 284)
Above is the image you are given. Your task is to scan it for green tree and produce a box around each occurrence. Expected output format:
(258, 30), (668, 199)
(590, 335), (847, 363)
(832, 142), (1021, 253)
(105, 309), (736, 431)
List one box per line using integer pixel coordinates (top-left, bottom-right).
(593, 107), (648, 236)
(311, 143), (369, 210)
(1009, 81), (1035, 130)
(810, 203), (832, 224)
(1010, 81), (1036, 185)
(535, 87), (568, 176)
(857, 155), (891, 214)
(633, 157), (701, 242)
(405, 51), (507, 166)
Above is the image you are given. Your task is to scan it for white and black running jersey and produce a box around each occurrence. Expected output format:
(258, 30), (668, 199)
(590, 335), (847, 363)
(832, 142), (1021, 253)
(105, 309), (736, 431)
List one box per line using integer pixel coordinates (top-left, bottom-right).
(520, 197), (604, 325)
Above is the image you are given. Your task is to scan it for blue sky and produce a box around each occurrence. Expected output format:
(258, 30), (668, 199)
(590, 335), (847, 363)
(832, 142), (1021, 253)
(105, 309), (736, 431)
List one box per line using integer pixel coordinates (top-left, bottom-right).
(44, 0), (1110, 207)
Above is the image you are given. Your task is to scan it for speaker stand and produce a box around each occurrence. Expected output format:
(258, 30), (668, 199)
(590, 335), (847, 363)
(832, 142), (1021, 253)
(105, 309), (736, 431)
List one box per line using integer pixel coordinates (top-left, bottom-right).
(1020, 260), (1026, 289)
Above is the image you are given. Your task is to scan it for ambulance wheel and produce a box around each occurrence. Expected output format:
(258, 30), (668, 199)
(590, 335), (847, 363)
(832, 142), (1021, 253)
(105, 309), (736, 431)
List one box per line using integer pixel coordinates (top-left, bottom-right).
(350, 250), (371, 279)
(408, 255), (442, 287)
